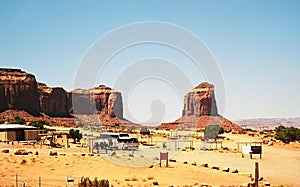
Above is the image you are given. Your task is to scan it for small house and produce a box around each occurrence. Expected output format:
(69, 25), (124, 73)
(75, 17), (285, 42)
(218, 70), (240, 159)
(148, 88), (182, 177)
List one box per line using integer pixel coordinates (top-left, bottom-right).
(0, 123), (40, 141)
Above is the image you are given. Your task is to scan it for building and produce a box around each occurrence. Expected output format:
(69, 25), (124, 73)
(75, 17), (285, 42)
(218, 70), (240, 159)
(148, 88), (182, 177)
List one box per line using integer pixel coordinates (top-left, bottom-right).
(0, 123), (40, 141)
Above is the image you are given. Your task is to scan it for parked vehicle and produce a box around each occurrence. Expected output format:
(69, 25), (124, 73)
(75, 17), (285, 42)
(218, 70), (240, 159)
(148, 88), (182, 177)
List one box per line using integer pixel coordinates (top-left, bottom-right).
(99, 132), (139, 150)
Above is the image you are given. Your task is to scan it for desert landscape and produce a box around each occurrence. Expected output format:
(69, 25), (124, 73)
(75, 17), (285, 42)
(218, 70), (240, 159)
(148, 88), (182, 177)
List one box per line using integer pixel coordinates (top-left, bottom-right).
(1, 1), (300, 186)
(0, 68), (300, 187)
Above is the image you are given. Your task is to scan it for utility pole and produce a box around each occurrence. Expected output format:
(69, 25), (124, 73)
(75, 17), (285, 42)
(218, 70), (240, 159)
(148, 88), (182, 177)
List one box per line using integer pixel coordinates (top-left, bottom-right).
(39, 176), (41, 187)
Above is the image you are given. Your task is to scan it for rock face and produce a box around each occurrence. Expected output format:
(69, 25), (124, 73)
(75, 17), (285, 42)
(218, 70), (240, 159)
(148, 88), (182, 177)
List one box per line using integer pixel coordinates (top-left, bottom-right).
(0, 68), (124, 119)
(158, 82), (242, 132)
(182, 82), (218, 116)
(38, 83), (70, 117)
(70, 85), (123, 118)
(0, 68), (40, 115)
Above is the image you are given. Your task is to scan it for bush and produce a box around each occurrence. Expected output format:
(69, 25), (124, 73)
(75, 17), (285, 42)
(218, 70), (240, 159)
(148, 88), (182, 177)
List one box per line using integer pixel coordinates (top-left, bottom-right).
(30, 120), (48, 129)
(275, 125), (300, 143)
(14, 116), (26, 124)
(204, 125), (224, 140)
(78, 177), (109, 187)
(68, 129), (83, 143)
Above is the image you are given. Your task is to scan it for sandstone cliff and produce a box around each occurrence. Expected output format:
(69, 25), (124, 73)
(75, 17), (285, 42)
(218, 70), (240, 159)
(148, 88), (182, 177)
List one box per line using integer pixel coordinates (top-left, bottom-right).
(182, 82), (218, 116)
(158, 82), (242, 132)
(69, 85), (123, 118)
(0, 68), (40, 115)
(0, 68), (125, 126)
(37, 83), (70, 117)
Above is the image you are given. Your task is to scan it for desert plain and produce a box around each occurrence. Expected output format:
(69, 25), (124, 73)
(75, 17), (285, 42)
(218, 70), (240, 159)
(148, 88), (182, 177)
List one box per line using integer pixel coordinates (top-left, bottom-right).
(0, 130), (299, 187)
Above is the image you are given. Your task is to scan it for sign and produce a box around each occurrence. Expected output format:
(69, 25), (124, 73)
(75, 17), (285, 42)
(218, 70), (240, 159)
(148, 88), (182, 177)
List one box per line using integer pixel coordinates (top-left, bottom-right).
(242, 146), (251, 154)
(160, 152), (168, 160)
(242, 145), (262, 159)
(160, 152), (168, 167)
(251, 146), (262, 154)
(251, 146), (262, 159)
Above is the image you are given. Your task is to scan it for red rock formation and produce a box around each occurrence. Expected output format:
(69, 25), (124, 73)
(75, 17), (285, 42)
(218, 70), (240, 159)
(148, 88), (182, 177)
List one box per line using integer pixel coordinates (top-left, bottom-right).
(91, 85), (123, 118)
(68, 89), (90, 114)
(0, 68), (124, 118)
(182, 82), (218, 116)
(70, 85), (123, 118)
(0, 68), (40, 115)
(0, 68), (137, 128)
(0, 68), (127, 127)
(37, 83), (70, 117)
(158, 82), (242, 132)
(74, 113), (138, 128)
(159, 115), (242, 132)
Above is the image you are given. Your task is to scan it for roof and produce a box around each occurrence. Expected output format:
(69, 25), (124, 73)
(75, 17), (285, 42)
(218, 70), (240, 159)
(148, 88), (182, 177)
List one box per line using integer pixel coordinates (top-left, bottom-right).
(45, 126), (75, 132)
(103, 132), (130, 135)
(0, 123), (37, 130)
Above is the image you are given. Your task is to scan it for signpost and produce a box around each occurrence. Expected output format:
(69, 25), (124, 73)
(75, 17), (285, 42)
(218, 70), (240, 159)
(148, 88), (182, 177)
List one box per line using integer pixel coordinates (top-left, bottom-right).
(160, 152), (168, 167)
(239, 142), (262, 159)
(251, 146), (262, 159)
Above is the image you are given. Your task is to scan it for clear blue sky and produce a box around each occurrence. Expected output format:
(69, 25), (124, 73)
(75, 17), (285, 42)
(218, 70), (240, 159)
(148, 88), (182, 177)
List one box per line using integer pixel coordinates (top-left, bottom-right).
(0, 0), (299, 123)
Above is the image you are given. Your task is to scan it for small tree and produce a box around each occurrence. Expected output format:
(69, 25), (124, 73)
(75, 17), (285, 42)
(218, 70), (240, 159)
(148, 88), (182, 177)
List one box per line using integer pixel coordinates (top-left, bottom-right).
(68, 129), (82, 143)
(14, 116), (26, 124)
(204, 124), (223, 141)
(30, 120), (48, 129)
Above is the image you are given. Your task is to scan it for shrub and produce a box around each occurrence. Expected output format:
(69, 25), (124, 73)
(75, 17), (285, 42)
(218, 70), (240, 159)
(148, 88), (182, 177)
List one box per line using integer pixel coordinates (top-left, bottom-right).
(275, 125), (300, 143)
(30, 120), (48, 129)
(204, 124), (224, 140)
(78, 177), (109, 187)
(14, 116), (26, 124)
(68, 129), (83, 143)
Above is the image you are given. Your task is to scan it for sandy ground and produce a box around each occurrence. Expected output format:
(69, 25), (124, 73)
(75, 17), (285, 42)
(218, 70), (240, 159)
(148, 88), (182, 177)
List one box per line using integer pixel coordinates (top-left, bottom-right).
(173, 133), (300, 187)
(0, 132), (299, 187)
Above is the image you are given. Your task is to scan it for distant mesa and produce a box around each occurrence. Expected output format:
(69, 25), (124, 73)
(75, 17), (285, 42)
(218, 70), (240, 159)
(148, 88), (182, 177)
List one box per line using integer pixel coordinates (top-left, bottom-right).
(0, 68), (133, 127)
(234, 117), (300, 129)
(158, 82), (242, 132)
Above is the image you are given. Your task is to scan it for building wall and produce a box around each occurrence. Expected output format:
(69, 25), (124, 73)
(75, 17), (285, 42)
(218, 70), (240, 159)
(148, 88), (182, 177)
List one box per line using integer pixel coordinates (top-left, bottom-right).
(0, 132), (6, 141)
(0, 129), (40, 141)
(24, 130), (40, 141)
(7, 131), (16, 141)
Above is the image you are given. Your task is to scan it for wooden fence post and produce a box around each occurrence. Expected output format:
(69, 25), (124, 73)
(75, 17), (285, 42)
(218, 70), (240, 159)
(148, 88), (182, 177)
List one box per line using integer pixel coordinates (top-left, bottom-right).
(16, 174), (18, 187)
(255, 162), (259, 187)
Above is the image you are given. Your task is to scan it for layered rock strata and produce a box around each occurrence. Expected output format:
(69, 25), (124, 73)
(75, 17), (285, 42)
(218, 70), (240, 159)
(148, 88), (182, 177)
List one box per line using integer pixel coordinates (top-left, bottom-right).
(0, 68), (40, 115)
(158, 82), (242, 132)
(0, 68), (123, 119)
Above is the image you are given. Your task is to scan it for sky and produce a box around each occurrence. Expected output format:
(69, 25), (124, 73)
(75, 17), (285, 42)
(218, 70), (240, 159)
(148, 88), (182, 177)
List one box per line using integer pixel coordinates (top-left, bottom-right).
(0, 0), (299, 124)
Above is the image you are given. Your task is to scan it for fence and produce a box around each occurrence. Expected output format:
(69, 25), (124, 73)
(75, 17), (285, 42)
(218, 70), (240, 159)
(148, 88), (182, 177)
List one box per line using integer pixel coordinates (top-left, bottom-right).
(0, 174), (63, 187)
